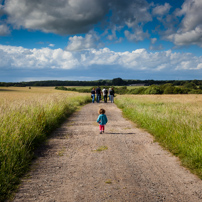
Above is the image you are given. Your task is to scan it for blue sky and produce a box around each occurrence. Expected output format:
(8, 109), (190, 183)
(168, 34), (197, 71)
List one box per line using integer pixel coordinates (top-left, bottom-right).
(0, 0), (202, 82)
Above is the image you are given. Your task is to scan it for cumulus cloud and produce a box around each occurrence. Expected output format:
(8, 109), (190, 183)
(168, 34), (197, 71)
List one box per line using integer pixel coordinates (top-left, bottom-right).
(0, 4), (5, 16)
(0, 45), (79, 69)
(107, 25), (121, 41)
(151, 38), (157, 44)
(166, 0), (202, 47)
(4, 0), (108, 34)
(149, 44), (164, 51)
(65, 32), (101, 51)
(3, 0), (151, 35)
(152, 3), (171, 16)
(0, 45), (202, 73)
(49, 44), (55, 47)
(124, 26), (150, 42)
(0, 23), (10, 35)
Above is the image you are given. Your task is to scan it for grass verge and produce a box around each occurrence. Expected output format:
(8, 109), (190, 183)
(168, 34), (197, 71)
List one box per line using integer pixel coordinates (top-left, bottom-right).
(0, 91), (91, 201)
(115, 94), (202, 179)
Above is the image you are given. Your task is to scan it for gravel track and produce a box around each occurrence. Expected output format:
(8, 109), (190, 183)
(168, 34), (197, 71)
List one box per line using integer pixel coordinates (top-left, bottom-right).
(13, 102), (202, 202)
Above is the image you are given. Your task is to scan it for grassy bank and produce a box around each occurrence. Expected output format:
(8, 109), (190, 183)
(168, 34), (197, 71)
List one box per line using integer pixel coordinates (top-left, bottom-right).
(116, 94), (202, 178)
(0, 87), (91, 201)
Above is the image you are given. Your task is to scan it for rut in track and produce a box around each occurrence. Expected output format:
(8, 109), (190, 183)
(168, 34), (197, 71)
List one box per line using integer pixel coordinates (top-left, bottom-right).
(14, 102), (202, 202)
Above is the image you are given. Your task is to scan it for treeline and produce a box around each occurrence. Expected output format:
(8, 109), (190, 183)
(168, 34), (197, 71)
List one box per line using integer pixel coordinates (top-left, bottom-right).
(2, 78), (202, 87)
(55, 83), (202, 95)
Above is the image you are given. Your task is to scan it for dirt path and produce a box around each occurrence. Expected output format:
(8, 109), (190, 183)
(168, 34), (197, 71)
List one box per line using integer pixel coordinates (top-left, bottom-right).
(13, 102), (202, 202)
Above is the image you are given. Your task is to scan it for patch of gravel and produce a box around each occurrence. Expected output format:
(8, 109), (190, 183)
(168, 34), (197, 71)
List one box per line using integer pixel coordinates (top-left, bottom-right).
(13, 102), (202, 202)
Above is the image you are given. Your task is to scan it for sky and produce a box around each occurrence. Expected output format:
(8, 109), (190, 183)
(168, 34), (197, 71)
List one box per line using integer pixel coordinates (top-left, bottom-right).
(0, 0), (202, 82)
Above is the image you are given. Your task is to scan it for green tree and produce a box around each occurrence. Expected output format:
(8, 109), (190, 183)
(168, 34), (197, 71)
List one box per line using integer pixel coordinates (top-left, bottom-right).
(183, 82), (197, 89)
(112, 78), (126, 86)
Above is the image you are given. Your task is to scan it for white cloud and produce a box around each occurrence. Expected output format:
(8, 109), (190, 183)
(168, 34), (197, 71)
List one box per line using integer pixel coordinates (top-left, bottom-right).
(166, 0), (202, 47)
(124, 26), (150, 42)
(197, 63), (202, 69)
(49, 44), (55, 47)
(107, 25), (120, 41)
(0, 24), (10, 35)
(167, 26), (202, 46)
(0, 4), (5, 16)
(149, 44), (163, 51)
(65, 32), (101, 51)
(1, 45), (202, 73)
(152, 3), (171, 16)
(151, 38), (157, 44)
(0, 45), (79, 69)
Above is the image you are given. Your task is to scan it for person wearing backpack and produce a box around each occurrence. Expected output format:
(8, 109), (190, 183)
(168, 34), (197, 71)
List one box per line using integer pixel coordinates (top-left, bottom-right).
(102, 87), (108, 103)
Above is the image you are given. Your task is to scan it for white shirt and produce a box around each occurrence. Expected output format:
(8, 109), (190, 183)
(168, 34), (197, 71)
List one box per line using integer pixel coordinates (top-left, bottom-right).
(102, 89), (107, 95)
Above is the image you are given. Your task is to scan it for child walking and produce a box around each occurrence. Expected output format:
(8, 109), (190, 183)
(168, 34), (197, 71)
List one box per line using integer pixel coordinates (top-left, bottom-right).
(97, 108), (108, 134)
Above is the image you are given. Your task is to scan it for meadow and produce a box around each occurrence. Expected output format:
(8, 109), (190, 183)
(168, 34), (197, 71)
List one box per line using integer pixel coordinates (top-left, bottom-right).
(2, 86), (202, 200)
(0, 87), (91, 201)
(116, 94), (202, 178)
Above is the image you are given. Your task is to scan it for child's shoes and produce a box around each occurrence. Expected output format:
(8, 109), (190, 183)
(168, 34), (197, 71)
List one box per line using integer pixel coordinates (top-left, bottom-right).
(100, 131), (102, 134)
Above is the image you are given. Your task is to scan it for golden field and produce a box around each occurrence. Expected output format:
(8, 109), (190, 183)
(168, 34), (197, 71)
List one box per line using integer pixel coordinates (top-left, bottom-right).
(0, 86), (91, 201)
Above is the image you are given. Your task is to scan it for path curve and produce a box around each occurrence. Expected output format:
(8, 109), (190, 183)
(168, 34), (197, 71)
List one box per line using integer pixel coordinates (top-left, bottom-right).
(14, 102), (202, 202)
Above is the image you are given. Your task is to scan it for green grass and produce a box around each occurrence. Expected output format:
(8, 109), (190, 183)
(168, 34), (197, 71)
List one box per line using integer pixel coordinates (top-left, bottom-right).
(115, 94), (202, 179)
(0, 91), (91, 201)
(126, 86), (147, 90)
(65, 86), (93, 89)
(105, 179), (112, 184)
(93, 146), (108, 152)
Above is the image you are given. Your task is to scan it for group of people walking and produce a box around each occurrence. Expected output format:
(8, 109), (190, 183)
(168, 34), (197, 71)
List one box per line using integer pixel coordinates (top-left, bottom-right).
(91, 87), (114, 103)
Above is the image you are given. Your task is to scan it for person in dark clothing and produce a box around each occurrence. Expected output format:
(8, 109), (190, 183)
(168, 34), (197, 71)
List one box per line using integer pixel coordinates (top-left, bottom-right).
(91, 88), (95, 103)
(110, 88), (115, 103)
(96, 86), (101, 103)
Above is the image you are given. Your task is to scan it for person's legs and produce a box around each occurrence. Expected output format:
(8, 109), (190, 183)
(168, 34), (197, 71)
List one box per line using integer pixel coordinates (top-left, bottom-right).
(99, 125), (104, 134)
(102, 125), (105, 133)
(92, 94), (95, 103)
(111, 95), (114, 103)
(96, 94), (99, 103)
(99, 125), (104, 133)
(104, 95), (107, 103)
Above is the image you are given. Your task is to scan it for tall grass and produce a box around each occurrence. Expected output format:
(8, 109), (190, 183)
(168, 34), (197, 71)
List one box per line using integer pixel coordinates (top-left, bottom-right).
(0, 87), (91, 201)
(116, 94), (202, 178)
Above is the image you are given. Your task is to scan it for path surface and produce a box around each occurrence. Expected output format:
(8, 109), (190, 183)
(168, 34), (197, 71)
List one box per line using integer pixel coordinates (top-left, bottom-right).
(14, 102), (202, 202)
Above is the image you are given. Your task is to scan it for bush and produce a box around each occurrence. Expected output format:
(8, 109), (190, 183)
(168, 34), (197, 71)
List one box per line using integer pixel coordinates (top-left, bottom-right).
(183, 82), (197, 89)
(163, 86), (175, 94)
(128, 87), (146, 94)
(173, 87), (184, 94)
(188, 89), (202, 94)
(55, 86), (68, 90)
(144, 85), (163, 94)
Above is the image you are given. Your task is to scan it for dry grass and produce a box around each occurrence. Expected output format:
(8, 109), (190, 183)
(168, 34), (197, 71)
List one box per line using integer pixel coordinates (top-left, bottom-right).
(0, 87), (91, 201)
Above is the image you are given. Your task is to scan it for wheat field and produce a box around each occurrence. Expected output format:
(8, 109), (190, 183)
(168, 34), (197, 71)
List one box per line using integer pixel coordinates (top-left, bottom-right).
(0, 87), (91, 201)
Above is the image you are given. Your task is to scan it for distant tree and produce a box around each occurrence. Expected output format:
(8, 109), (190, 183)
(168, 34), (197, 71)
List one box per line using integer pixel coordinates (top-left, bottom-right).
(144, 85), (163, 94)
(112, 78), (126, 86)
(183, 82), (197, 89)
